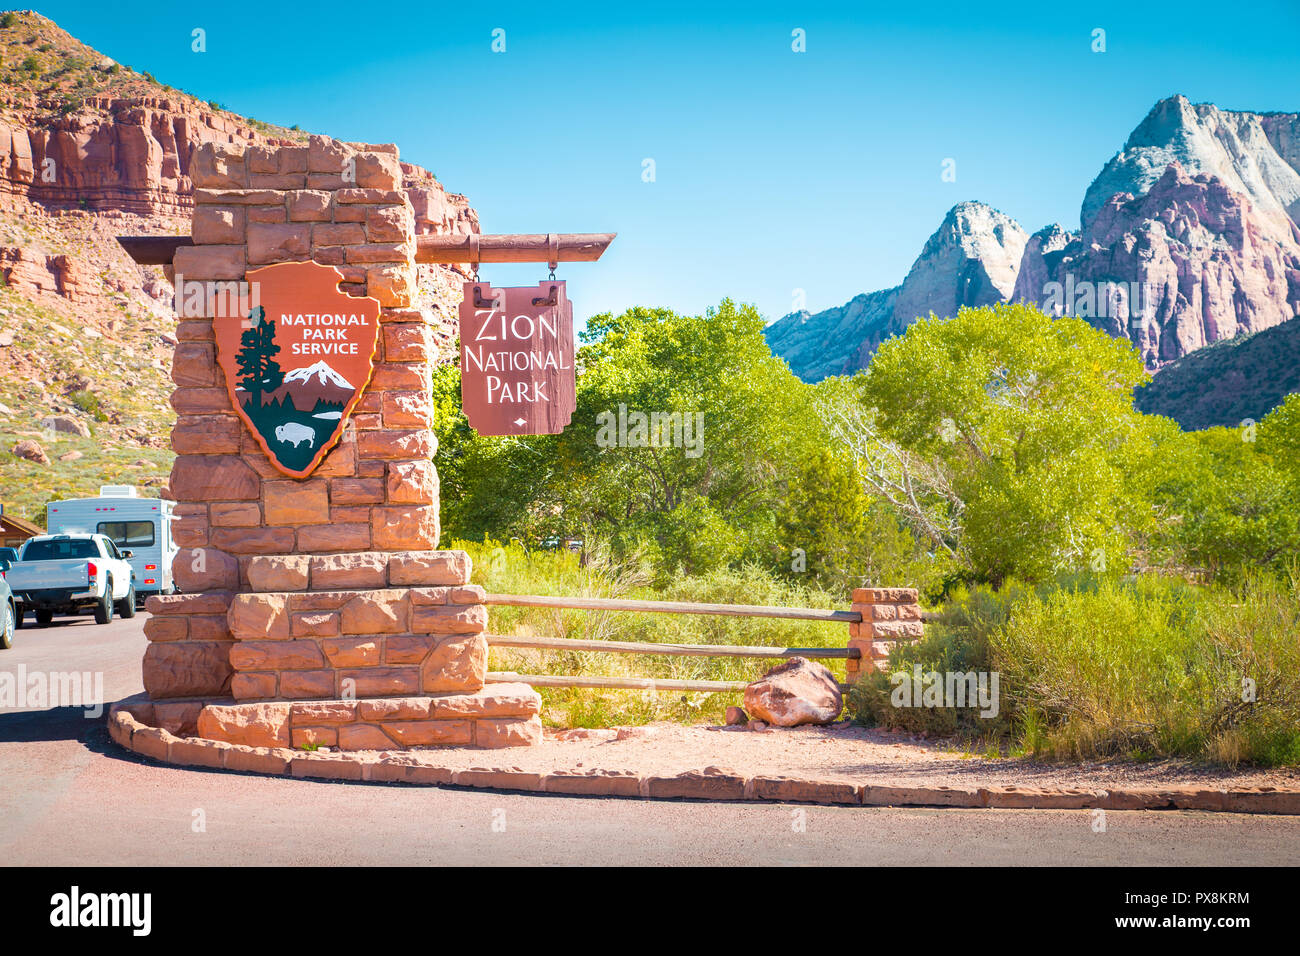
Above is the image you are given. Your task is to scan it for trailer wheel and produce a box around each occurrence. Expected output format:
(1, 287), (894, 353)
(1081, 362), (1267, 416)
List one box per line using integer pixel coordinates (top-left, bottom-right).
(93, 578), (114, 625)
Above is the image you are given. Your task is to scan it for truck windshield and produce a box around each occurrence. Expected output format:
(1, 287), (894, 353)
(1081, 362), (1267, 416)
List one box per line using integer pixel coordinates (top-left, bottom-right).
(21, 539), (99, 561)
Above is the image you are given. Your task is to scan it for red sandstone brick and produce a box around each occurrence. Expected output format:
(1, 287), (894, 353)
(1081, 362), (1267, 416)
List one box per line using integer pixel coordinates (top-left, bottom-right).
(211, 502), (262, 527)
(169, 737), (227, 769)
(170, 455), (260, 502)
(230, 640), (326, 671)
(475, 717), (543, 749)
(211, 527), (296, 554)
(329, 478), (384, 505)
(291, 755), (363, 780)
(382, 324), (430, 362)
(284, 704), (353, 731)
(356, 697), (431, 720)
(453, 767), (543, 790)
(296, 523), (371, 552)
(544, 771), (642, 797)
(371, 505), (438, 551)
(384, 719), (471, 747)
(310, 552), (386, 589)
(224, 745), (290, 775)
(172, 416), (242, 455)
(292, 726), (338, 749)
(340, 667), (419, 697)
(144, 616), (188, 642)
(264, 479), (330, 525)
(411, 604), (487, 635)
(323, 637), (381, 667)
(232, 672), (278, 700)
(385, 635), (434, 664)
(170, 343), (216, 387)
(292, 611), (341, 638)
(389, 551), (471, 586)
(281, 670), (336, 699)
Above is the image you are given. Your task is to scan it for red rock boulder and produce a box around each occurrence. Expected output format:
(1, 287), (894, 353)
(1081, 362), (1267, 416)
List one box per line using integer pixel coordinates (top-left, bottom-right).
(743, 657), (842, 727)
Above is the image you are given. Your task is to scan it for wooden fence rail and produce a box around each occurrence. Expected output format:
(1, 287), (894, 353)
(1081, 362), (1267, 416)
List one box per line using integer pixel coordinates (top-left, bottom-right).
(484, 593), (861, 623)
(486, 633), (860, 658)
(482, 591), (927, 693)
(486, 672), (753, 692)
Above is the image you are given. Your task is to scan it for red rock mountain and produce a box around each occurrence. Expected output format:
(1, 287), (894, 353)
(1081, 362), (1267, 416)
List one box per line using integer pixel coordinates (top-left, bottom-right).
(0, 10), (477, 521)
(767, 95), (1300, 398)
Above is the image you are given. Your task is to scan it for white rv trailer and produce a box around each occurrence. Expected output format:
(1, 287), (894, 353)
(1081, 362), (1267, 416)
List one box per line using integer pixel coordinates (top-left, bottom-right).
(45, 485), (178, 598)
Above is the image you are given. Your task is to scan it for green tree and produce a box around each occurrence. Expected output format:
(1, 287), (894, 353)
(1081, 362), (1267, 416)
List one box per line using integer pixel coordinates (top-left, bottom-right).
(825, 302), (1157, 586)
(434, 299), (928, 584)
(235, 307), (283, 410)
(1145, 404), (1300, 580)
(432, 354), (559, 542)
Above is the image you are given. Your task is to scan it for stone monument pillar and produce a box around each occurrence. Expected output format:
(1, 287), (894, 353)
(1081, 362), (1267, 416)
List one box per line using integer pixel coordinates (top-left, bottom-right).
(139, 136), (540, 749)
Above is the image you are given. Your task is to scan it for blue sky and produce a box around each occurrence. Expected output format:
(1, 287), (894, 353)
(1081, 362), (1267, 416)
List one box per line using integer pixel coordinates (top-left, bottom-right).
(26, 0), (1300, 326)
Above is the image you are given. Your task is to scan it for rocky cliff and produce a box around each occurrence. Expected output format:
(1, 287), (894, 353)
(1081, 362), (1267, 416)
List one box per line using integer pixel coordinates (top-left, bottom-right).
(765, 201), (1026, 379)
(1081, 94), (1300, 233)
(763, 287), (899, 381)
(1016, 162), (1300, 365)
(768, 94), (1300, 422)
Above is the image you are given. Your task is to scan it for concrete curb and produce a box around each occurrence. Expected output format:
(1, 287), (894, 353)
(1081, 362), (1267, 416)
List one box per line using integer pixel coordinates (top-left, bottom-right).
(107, 702), (1300, 815)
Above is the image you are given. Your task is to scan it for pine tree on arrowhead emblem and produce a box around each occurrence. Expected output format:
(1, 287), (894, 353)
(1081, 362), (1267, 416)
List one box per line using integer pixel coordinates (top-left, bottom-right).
(236, 305), (284, 411)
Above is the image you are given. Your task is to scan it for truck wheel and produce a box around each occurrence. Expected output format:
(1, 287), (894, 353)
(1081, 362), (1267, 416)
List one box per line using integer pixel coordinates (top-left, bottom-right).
(0, 602), (13, 649)
(35, 609), (54, 626)
(116, 584), (137, 619)
(94, 578), (114, 625)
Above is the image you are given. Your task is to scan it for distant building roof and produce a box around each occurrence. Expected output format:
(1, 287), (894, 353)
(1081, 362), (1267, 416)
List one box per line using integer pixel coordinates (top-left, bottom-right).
(0, 510), (45, 539)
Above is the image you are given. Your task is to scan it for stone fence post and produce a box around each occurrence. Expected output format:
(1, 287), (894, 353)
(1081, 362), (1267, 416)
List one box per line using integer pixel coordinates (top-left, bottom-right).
(846, 587), (924, 683)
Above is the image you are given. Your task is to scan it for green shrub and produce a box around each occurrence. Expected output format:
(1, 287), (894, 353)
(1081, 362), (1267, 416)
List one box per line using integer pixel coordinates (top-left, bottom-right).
(848, 571), (1300, 766)
(999, 574), (1300, 765)
(69, 389), (108, 422)
(1, 13), (16, 28)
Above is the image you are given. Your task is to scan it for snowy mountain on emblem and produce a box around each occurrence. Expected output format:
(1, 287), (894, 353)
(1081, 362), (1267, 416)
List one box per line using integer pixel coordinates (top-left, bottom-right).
(248, 360), (357, 412)
(284, 361), (355, 391)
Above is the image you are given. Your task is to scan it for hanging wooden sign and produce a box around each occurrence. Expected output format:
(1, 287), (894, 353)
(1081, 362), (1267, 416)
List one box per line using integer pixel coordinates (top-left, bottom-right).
(214, 260), (381, 478)
(458, 280), (576, 435)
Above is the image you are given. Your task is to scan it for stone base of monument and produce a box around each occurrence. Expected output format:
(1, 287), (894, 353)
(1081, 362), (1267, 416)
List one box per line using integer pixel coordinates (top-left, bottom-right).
(139, 549), (541, 749)
(197, 685), (542, 750)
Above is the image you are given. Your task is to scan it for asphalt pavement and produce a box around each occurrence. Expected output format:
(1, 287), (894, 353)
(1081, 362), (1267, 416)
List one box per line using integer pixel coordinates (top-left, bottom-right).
(2, 612), (1298, 866)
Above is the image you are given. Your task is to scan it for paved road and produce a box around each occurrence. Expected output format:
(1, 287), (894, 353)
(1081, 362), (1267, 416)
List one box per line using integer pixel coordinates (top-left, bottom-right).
(2, 613), (1298, 866)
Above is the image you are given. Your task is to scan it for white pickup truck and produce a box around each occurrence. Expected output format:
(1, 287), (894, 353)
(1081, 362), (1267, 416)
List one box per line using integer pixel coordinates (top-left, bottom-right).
(7, 533), (137, 626)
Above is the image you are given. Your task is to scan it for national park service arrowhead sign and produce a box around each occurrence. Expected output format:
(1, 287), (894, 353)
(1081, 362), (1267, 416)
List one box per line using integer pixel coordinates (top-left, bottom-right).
(215, 260), (381, 478)
(458, 280), (576, 435)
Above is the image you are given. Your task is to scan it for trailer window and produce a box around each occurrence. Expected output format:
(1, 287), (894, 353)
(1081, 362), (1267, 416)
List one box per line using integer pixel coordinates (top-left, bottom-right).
(97, 521), (155, 549)
(22, 539), (98, 561)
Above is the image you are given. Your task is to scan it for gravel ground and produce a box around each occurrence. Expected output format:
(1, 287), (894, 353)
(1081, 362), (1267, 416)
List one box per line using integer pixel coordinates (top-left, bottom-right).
(367, 720), (1300, 789)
